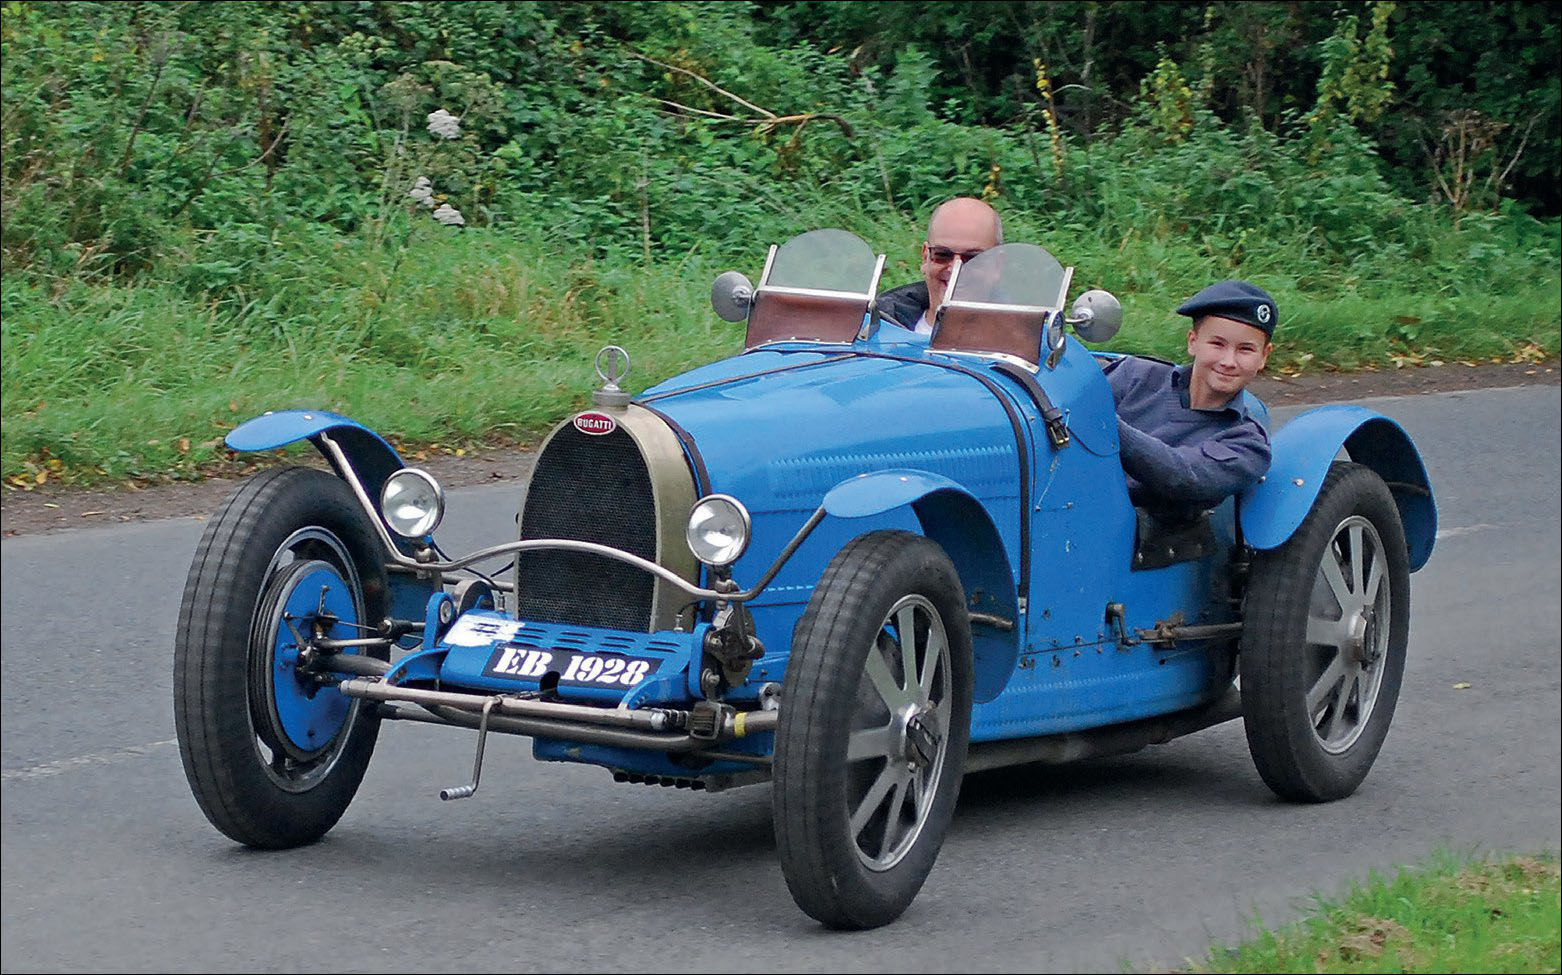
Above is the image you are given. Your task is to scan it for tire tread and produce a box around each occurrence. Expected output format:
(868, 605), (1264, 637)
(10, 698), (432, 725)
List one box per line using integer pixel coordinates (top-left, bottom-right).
(773, 530), (972, 929)
(1241, 462), (1410, 802)
(174, 466), (386, 848)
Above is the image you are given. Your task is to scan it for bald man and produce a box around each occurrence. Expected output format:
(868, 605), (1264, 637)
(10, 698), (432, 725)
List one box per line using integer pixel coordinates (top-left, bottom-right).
(879, 197), (1004, 334)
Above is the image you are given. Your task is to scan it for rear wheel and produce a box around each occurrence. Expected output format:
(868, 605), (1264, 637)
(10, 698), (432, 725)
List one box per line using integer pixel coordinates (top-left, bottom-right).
(773, 531), (973, 929)
(175, 466), (390, 848)
(1240, 462), (1410, 802)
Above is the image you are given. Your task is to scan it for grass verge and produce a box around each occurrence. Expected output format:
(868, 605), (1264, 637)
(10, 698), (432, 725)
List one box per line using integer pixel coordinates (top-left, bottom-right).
(3, 226), (1559, 486)
(1179, 851), (1561, 974)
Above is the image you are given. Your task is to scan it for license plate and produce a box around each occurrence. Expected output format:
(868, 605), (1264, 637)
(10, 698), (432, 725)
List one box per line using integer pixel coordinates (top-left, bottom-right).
(482, 644), (661, 689)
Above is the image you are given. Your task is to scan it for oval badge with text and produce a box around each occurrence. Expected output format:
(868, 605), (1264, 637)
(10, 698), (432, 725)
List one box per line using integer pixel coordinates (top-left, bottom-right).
(573, 411), (618, 436)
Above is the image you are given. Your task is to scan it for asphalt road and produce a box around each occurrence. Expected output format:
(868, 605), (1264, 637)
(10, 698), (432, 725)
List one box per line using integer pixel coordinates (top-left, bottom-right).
(2, 384), (1558, 973)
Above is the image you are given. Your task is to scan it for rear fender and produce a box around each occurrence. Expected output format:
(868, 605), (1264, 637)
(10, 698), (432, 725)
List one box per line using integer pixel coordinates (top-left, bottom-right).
(1238, 406), (1436, 571)
(823, 470), (1019, 703)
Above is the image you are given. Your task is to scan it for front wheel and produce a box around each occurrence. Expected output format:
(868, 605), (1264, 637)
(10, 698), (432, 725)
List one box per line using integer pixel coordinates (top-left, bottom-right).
(773, 531), (973, 929)
(175, 466), (390, 848)
(1240, 462), (1411, 802)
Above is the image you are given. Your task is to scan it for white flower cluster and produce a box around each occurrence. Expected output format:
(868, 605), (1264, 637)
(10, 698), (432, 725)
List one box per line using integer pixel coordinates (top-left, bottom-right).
(407, 175), (435, 208)
(404, 113), (466, 228)
(408, 176), (464, 226)
(426, 108), (461, 140)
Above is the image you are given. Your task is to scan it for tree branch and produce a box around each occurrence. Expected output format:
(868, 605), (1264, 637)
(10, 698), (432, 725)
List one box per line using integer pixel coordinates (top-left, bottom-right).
(650, 97), (749, 123)
(168, 118), (291, 220)
(1491, 112), (1541, 195)
(626, 69), (855, 140)
(626, 50), (776, 119)
(115, 57), (168, 176)
(757, 112), (855, 140)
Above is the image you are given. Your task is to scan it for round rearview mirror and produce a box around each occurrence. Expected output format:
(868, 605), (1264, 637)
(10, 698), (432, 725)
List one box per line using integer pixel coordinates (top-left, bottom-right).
(1068, 289), (1123, 344)
(711, 271), (755, 323)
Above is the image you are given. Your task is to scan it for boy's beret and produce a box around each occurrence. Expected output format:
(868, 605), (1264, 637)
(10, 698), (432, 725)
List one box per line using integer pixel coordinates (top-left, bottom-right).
(1177, 280), (1277, 336)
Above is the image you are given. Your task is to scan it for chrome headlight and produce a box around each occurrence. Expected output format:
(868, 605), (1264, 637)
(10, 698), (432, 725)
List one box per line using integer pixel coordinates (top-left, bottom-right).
(380, 468), (445, 539)
(686, 494), (751, 567)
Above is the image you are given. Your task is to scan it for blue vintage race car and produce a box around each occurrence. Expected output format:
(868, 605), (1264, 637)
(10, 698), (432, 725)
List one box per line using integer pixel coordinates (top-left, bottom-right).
(174, 230), (1436, 929)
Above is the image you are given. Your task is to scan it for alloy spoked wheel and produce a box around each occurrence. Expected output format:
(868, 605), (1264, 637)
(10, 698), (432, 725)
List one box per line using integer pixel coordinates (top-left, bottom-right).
(774, 531), (973, 930)
(1302, 515), (1391, 754)
(847, 595), (954, 872)
(1241, 462), (1410, 803)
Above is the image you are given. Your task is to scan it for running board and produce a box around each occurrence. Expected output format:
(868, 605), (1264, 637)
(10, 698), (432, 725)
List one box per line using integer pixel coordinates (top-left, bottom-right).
(964, 687), (1242, 773)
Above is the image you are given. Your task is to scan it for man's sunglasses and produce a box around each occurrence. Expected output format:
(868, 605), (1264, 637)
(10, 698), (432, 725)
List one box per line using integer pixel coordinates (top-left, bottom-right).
(925, 245), (987, 266)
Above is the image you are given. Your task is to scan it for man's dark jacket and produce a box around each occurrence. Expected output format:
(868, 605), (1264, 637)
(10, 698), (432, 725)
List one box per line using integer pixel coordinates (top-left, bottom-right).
(877, 281), (929, 329)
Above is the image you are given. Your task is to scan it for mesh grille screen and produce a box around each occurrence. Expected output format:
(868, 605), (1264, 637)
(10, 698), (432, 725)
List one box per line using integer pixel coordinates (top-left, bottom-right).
(514, 425), (657, 631)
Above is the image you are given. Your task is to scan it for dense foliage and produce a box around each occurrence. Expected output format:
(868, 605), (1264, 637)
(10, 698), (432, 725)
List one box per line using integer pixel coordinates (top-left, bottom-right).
(1, 1), (1558, 483)
(2, 0), (1558, 276)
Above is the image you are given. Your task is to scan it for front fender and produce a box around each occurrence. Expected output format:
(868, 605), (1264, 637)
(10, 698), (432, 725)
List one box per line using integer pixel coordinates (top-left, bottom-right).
(1239, 406), (1436, 571)
(226, 409), (406, 505)
(823, 469), (1019, 703)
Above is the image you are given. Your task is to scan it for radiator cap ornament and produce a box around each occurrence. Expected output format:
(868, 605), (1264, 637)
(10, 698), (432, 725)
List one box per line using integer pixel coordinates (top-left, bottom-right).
(592, 345), (632, 409)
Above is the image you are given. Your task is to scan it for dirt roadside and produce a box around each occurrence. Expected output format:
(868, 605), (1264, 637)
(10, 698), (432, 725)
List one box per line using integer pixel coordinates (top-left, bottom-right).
(3, 360), (1556, 538)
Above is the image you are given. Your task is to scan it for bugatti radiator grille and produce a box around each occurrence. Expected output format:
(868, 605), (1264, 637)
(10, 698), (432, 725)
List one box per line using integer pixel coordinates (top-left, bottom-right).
(515, 425), (659, 631)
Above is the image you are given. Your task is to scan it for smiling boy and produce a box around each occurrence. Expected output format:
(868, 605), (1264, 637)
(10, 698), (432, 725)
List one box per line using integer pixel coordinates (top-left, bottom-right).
(1104, 280), (1276, 509)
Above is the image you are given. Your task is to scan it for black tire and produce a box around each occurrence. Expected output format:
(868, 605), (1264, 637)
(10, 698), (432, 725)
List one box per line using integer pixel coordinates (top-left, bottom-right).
(1240, 462), (1410, 802)
(773, 531), (974, 929)
(175, 466), (390, 848)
